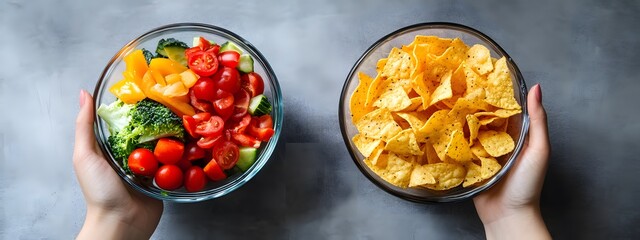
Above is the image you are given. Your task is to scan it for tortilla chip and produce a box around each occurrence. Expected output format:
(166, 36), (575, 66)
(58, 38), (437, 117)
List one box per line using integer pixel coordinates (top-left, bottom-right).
(485, 57), (521, 110)
(478, 130), (515, 157)
(429, 70), (454, 106)
(466, 44), (494, 75)
(463, 162), (483, 187)
(422, 162), (466, 190)
(466, 114), (481, 145)
(478, 156), (502, 179)
(352, 134), (383, 158)
(373, 86), (413, 111)
(350, 72), (375, 122)
(385, 129), (423, 155)
(445, 130), (474, 162)
(409, 164), (437, 187)
(356, 108), (403, 140)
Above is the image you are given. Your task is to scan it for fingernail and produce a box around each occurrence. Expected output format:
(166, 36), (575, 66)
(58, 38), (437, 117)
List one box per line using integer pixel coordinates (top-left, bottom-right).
(534, 84), (542, 103)
(79, 90), (86, 107)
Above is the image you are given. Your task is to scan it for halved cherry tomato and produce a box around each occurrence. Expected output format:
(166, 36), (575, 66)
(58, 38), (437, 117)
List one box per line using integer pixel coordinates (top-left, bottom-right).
(256, 115), (273, 129)
(188, 51), (219, 77)
(192, 77), (217, 102)
(195, 116), (224, 137)
(213, 94), (234, 120)
(203, 158), (226, 181)
(184, 142), (206, 161)
(128, 148), (158, 176)
(182, 115), (198, 138)
(218, 51), (240, 68)
(229, 114), (252, 134)
(240, 72), (265, 97)
(154, 138), (185, 165)
(231, 133), (261, 148)
(212, 66), (240, 94)
(184, 166), (207, 192)
(213, 141), (240, 170)
(231, 89), (250, 120)
(247, 123), (274, 142)
(206, 45), (220, 55)
(189, 89), (214, 113)
(185, 47), (201, 58)
(197, 135), (224, 149)
(195, 37), (211, 50)
(155, 165), (183, 190)
(193, 112), (211, 123)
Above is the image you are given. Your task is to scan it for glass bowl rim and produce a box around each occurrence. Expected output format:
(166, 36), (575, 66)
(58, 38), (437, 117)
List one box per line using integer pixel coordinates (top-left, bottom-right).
(93, 22), (283, 202)
(338, 22), (529, 203)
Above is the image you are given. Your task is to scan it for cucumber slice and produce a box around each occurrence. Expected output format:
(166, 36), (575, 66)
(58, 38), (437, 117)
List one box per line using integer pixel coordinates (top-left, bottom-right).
(248, 95), (272, 116)
(220, 41), (242, 53)
(164, 46), (187, 66)
(236, 147), (258, 172)
(237, 54), (254, 73)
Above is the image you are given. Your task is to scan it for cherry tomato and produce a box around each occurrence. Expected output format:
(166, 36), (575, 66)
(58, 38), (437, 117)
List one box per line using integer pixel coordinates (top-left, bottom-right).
(189, 89), (214, 113)
(155, 165), (183, 190)
(182, 115), (198, 138)
(185, 46), (201, 58)
(218, 51), (240, 68)
(197, 135), (224, 149)
(188, 51), (219, 77)
(256, 115), (273, 129)
(127, 148), (158, 176)
(229, 114), (252, 134)
(213, 141), (240, 170)
(192, 77), (217, 102)
(231, 89), (250, 120)
(195, 116), (224, 137)
(184, 166), (207, 192)
(212, 66), (240, 94)
(154, 138), (185, 165)
(206, 44), (220, 55)
(203, 157), (226, 181)
(231, 133), (261, 148)
(240, 72), (265, 97)
(176, 157), (193, 172)
(195, 37), (211, 50)
(193, 112), (211, 123)
(213, 94), (234, 120)
(184, 142), (206, 161)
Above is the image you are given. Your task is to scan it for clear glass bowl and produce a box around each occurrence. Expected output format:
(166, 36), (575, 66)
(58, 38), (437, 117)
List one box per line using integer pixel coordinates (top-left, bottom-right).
(93, 23), (282, 202)
(339, 22), (529, 203)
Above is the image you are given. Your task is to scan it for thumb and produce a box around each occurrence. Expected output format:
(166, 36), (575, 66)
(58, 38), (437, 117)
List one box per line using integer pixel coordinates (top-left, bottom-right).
(74, 89), (97, 160)
(526, 84), (550, 156)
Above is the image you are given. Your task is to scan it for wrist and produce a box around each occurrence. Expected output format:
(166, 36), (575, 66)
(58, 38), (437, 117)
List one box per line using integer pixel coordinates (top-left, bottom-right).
(483, 206), (551, 240)
(77, 207), (149, 240)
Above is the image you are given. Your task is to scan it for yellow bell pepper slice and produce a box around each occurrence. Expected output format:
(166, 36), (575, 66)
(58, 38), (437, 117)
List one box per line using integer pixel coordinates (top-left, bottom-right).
(123, 50), (148, 80)
(165, 73), (182, 84)
(149, 58), (188, 76)
(179, 69), (200, 88)
(109, 78), (145, 104)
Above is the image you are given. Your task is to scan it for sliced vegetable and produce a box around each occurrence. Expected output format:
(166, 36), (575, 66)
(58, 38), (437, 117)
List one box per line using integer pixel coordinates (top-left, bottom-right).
(154, 138), (184, 165)
(109, 78), (145, 104)
(240, 72), (264, 97)
(231, 89), (250, 120)
(155, 38), (189, 57)
(248, 94), (272, 116)
(179, 69), (199, 88)
(231, 133), (261, 148)
(236, 147), (258, 172)
(219, 41), (242, 53)
(203, 157), (226, 181)
(188, 50), (219, 77)
(213, 93), (234, 120)
(213, 141), (240, 170)
(195, 116), (224, 137)
(182, 115), (198, 138)
(149, 58), (188, 76)
(218, 51), (240, 68)
(197, 135), (224, 149)
(237, 54), (254, 73)
(164, 45), (188, 66)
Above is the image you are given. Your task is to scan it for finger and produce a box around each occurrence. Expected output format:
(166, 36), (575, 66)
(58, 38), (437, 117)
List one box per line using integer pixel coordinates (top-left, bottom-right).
(526, 84), (550, 156)
(74, 90), (96, 159)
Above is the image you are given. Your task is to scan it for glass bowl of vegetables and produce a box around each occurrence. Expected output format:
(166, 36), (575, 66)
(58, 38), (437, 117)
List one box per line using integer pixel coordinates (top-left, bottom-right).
(94, 23), (282, 202)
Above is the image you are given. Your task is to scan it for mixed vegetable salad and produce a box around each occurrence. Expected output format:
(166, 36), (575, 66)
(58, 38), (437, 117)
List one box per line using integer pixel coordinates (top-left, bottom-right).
(98, 36), (274, 192)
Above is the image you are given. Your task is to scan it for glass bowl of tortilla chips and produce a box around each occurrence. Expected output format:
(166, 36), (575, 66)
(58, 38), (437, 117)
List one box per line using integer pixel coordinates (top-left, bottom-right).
(339, 22), (529, 203)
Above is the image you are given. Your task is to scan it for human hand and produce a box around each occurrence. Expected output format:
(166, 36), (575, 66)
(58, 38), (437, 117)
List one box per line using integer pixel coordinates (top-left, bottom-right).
(473, 84), (551, 239)
(73, 90), (163, 240)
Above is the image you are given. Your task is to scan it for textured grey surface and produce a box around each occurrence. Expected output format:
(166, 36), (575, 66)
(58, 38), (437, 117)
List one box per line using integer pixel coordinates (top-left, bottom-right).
(1, 0), (639, 239)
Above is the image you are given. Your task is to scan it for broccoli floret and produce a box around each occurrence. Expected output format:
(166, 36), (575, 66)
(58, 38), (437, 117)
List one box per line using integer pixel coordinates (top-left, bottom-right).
(155, 38), (189, 57)
(97, 98), (185, 168)
(141, 48), (155, 65)
(132, 99), (185, 143)
(96, 100), (134, 134)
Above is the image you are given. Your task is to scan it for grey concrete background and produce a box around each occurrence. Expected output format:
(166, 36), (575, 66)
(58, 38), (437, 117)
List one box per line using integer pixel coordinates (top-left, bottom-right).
(1, 0), (639, 239)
